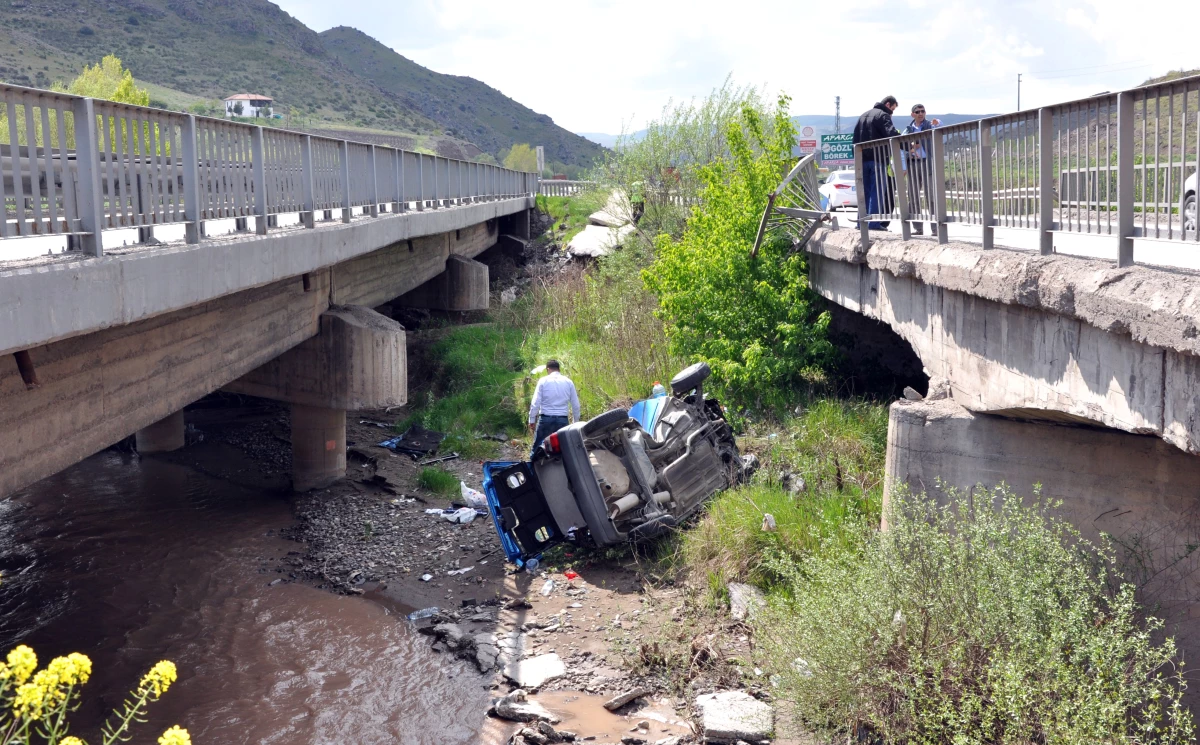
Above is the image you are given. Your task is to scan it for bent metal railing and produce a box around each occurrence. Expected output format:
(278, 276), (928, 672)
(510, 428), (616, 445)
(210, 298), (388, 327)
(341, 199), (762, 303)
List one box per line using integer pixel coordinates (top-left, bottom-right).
(0, 82), (538, 255)
(855, 73), (1199, 266)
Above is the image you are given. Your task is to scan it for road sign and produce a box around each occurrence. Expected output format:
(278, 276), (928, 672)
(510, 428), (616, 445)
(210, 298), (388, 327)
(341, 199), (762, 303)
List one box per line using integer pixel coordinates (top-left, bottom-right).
(820, 134), (855, 166)
(798, 139), (818, 155)
(801, 126), (815, 137)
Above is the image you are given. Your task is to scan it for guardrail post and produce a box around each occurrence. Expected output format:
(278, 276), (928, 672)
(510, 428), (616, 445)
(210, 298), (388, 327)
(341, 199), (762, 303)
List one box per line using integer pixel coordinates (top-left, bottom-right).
(433, 157), (441, 208)
(300, 135), (316, 229)
(931, 130), (949, 244)
(854, 145), (870, 250)
(71, 97), (105, 256)
(1038, 107), (1054, 255)
(394, 149), (404, 213)
(416, 154), (424, 211)
(1116, 92), (1135, 267)
(250, 126), (269, 235)
(890, 139), (911, 240)
(368, 145), (379, 217)
(180, 114), (202, 244)
(979, 120), (994, 249)
(339, 140), (352, 223)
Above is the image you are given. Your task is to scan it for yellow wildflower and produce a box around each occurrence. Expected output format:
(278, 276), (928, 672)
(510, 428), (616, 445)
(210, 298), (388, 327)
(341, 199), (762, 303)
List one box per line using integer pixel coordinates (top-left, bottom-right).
(60, 737), (85, 745)
(158, 725), (191, 745)
(4, 645), (37, 684)
(46, 652), (92, 687)
(139, 660), (177, 699)
(12, 681), (46, 720)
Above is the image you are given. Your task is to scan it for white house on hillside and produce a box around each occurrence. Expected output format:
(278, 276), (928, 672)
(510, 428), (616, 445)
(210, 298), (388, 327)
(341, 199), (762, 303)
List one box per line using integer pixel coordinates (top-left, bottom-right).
(224, 93), (273, 118)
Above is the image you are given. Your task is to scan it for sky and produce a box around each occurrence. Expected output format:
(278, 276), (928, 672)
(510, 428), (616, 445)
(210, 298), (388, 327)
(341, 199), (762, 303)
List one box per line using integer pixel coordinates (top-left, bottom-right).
(276, 0), (1197, 136)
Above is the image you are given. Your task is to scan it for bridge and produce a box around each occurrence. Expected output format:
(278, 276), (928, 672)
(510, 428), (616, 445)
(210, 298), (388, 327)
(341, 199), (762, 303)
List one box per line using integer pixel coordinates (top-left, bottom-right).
(785, 73), (1200, 634)
(0, 81), (537, 499)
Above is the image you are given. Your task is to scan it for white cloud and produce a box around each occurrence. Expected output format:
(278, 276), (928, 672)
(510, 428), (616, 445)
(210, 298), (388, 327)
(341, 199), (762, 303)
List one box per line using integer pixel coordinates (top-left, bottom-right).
(276, 0), (1197, 134)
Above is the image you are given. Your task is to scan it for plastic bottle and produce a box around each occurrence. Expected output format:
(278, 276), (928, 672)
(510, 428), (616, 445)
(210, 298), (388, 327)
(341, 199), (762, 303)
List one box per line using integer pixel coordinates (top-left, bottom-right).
(651, 381), (666, 397)
(407, 607), (439, 622)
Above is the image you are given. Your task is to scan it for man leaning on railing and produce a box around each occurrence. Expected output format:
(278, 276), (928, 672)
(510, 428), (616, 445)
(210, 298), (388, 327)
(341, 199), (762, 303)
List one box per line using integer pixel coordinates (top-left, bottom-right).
(903, 103), (941, 236)
(852, 96), (900, 230)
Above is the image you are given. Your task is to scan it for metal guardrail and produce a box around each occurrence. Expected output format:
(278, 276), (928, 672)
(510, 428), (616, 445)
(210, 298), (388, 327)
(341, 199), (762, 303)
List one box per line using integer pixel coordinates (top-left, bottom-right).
(0, 82), (538, 255)
(538, 179), (595, 197)
(855, 74), (1199, 265)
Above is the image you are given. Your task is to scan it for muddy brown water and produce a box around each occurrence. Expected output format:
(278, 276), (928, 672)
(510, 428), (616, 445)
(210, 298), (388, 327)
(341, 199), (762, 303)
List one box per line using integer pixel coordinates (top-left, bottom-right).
(0, 433), (514, 744)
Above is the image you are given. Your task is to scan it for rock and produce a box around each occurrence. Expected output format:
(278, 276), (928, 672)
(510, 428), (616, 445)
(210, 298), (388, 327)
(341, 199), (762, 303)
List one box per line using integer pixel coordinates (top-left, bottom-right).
(902, 385), (924, 401)
(603, 686), (653, 711)
(432, 623), (469, 650)
(636, 720), (650, 729)
(501, 287), (518, 305)
(926, 376), (952, 401)
(494, 690), (561, 724)
(694, 691), (773, 744)
(653, 738), (683, 745)
(567, 224), (635, 258)
(475, 633), (500, 671)
(727, 583), (765, 622)
(504, 652), (566, 688)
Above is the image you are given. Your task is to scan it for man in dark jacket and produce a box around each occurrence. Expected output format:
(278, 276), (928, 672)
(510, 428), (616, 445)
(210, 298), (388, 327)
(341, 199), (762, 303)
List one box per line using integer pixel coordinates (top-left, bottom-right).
(853, 96), (900, 230)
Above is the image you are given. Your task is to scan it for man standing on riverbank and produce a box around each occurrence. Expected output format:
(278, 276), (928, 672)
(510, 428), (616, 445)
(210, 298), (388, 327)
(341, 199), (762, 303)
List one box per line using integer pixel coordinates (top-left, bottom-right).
(853, 96), (901, 230)
(528, 360), (581, 456)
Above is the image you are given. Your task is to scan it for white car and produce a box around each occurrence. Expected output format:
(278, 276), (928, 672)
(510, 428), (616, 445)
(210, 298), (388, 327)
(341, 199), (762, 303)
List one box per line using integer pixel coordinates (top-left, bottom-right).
(819, 170), (857, 210)
(1184, 172), (1197, 235)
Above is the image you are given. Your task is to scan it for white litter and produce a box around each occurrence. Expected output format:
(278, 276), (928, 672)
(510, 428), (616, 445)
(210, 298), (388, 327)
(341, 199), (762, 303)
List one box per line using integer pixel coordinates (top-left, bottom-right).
(447, 566), (474, 576)
(460, 481), (488, 509)
(420, 574), (434, 582)
(540, 579), (555, 596)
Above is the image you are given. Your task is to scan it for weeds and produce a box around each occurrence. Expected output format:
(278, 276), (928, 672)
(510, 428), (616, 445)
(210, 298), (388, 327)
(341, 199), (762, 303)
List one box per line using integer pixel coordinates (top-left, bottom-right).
(417, 467), (458, 496)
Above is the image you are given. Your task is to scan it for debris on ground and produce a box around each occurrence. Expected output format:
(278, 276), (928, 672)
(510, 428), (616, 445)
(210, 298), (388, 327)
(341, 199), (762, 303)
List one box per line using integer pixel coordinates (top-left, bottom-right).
(603, 686), (653, 711)
(694, 691), (774, 744)
(378, 424), (446, 457)
(727, 584), (765, 622)
(492, 690), (562, 724)
(504, 652), (567, 688)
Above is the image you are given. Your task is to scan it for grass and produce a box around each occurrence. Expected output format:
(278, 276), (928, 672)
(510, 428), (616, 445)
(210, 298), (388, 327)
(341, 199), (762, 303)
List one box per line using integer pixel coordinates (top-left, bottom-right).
(535, 189), (609, 244)
(400, 324), (529, 460)
(417, 467), (459, 497)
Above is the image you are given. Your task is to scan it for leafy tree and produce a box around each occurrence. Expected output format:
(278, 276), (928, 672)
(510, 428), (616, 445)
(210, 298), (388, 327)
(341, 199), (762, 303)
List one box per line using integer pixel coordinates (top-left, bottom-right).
(232, 101), (244, 116)
(51, 55), (149, 106)
(503, 143), (538, 172)
(643, 95), (834, 409)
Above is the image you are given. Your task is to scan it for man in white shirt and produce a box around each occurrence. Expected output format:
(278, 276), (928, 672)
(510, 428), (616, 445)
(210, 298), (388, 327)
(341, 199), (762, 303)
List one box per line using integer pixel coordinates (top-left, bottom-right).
(528, 359), (581, 456)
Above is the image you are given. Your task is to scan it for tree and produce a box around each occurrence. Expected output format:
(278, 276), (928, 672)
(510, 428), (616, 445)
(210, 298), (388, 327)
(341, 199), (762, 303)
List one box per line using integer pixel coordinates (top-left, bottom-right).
(503, 143), (538, 172)
(232, 101), (244, 116)
(51, 55), (149, 106)
(643, 95), (834, 409)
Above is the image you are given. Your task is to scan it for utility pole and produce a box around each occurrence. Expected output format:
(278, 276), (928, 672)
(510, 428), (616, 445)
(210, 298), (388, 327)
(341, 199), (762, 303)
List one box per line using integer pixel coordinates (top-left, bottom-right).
(1017, 73), (1022, 110)
(835, 96), (841, 134)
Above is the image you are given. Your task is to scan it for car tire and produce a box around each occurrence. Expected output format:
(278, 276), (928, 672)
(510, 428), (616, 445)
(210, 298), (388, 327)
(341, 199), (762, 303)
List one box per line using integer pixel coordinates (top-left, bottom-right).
(670, 362), (711, 395)
(1185, 194), (1197, 234)
(581, 408), (630, 437)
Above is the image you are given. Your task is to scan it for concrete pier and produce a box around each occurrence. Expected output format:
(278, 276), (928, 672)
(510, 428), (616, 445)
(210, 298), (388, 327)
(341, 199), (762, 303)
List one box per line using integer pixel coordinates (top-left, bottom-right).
(399, 255), (490, 312)
(225, 305), (405, 491)
(290, 404), (347, 492)
(135, 411), (185, 453)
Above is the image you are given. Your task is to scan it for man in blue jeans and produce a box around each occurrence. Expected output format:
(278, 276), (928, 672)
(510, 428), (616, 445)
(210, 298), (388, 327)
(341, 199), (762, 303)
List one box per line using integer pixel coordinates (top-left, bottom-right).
(852, 96), (901, 230)
(528, 359), (581, 456)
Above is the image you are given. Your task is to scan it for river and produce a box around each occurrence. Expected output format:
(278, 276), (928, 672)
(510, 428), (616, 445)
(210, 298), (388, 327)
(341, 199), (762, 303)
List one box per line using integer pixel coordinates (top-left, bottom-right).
(0, 404), (508, 744)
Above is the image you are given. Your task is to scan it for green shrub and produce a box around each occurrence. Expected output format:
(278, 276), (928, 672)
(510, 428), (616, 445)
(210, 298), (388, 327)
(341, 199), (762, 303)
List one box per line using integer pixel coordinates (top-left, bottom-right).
(417, 467), (458, 496)
(757, 487), (1194, 745)
(644, 96), (835, 411)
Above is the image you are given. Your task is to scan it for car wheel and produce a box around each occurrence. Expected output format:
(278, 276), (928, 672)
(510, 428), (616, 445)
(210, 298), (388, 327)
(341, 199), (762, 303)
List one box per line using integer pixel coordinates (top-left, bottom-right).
(670, 362), (711, 395)
(581, 408), (630, 437)
(1185, 194), (1197, 234)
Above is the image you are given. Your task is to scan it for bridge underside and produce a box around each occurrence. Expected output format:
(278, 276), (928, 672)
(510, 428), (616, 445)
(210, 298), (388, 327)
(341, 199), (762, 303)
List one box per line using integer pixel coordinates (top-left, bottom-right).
(0, 218), (509, 499)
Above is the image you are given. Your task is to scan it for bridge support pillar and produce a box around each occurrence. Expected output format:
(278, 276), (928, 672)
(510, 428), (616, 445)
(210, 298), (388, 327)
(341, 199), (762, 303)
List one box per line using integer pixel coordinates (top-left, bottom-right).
(398, 255), (489, 312)
(291, 403), (346, 492)
(135, 411), (185, 453)
(224, 305), (406, 491)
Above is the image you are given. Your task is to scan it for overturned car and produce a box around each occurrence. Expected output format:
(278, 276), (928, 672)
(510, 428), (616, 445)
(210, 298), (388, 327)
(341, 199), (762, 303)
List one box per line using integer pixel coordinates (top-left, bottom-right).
(483, 362), (754, 565)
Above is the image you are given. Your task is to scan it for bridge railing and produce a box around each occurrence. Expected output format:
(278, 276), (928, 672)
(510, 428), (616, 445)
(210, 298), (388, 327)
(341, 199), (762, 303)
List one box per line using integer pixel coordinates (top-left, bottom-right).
(539, 179), (595, 197)
(854, 73), (1199, 265)
(0, 82), (538, 256)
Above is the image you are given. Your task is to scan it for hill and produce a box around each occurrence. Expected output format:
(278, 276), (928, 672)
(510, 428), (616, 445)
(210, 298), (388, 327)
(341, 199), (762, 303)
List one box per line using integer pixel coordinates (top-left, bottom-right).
(318, 26), (603, 170)
(0, 0), (594, 165)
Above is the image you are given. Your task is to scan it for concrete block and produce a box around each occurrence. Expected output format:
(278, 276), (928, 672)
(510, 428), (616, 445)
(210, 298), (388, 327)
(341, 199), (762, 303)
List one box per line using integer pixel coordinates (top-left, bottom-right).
(398, 255), (489, 312)
(694, 690), (773, 743)
(226, 305), (406, 410)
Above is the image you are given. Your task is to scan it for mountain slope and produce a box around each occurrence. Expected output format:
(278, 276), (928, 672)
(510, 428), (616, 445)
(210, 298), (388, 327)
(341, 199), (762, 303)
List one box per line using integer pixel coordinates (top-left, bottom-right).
(319, 26), (603, 169)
